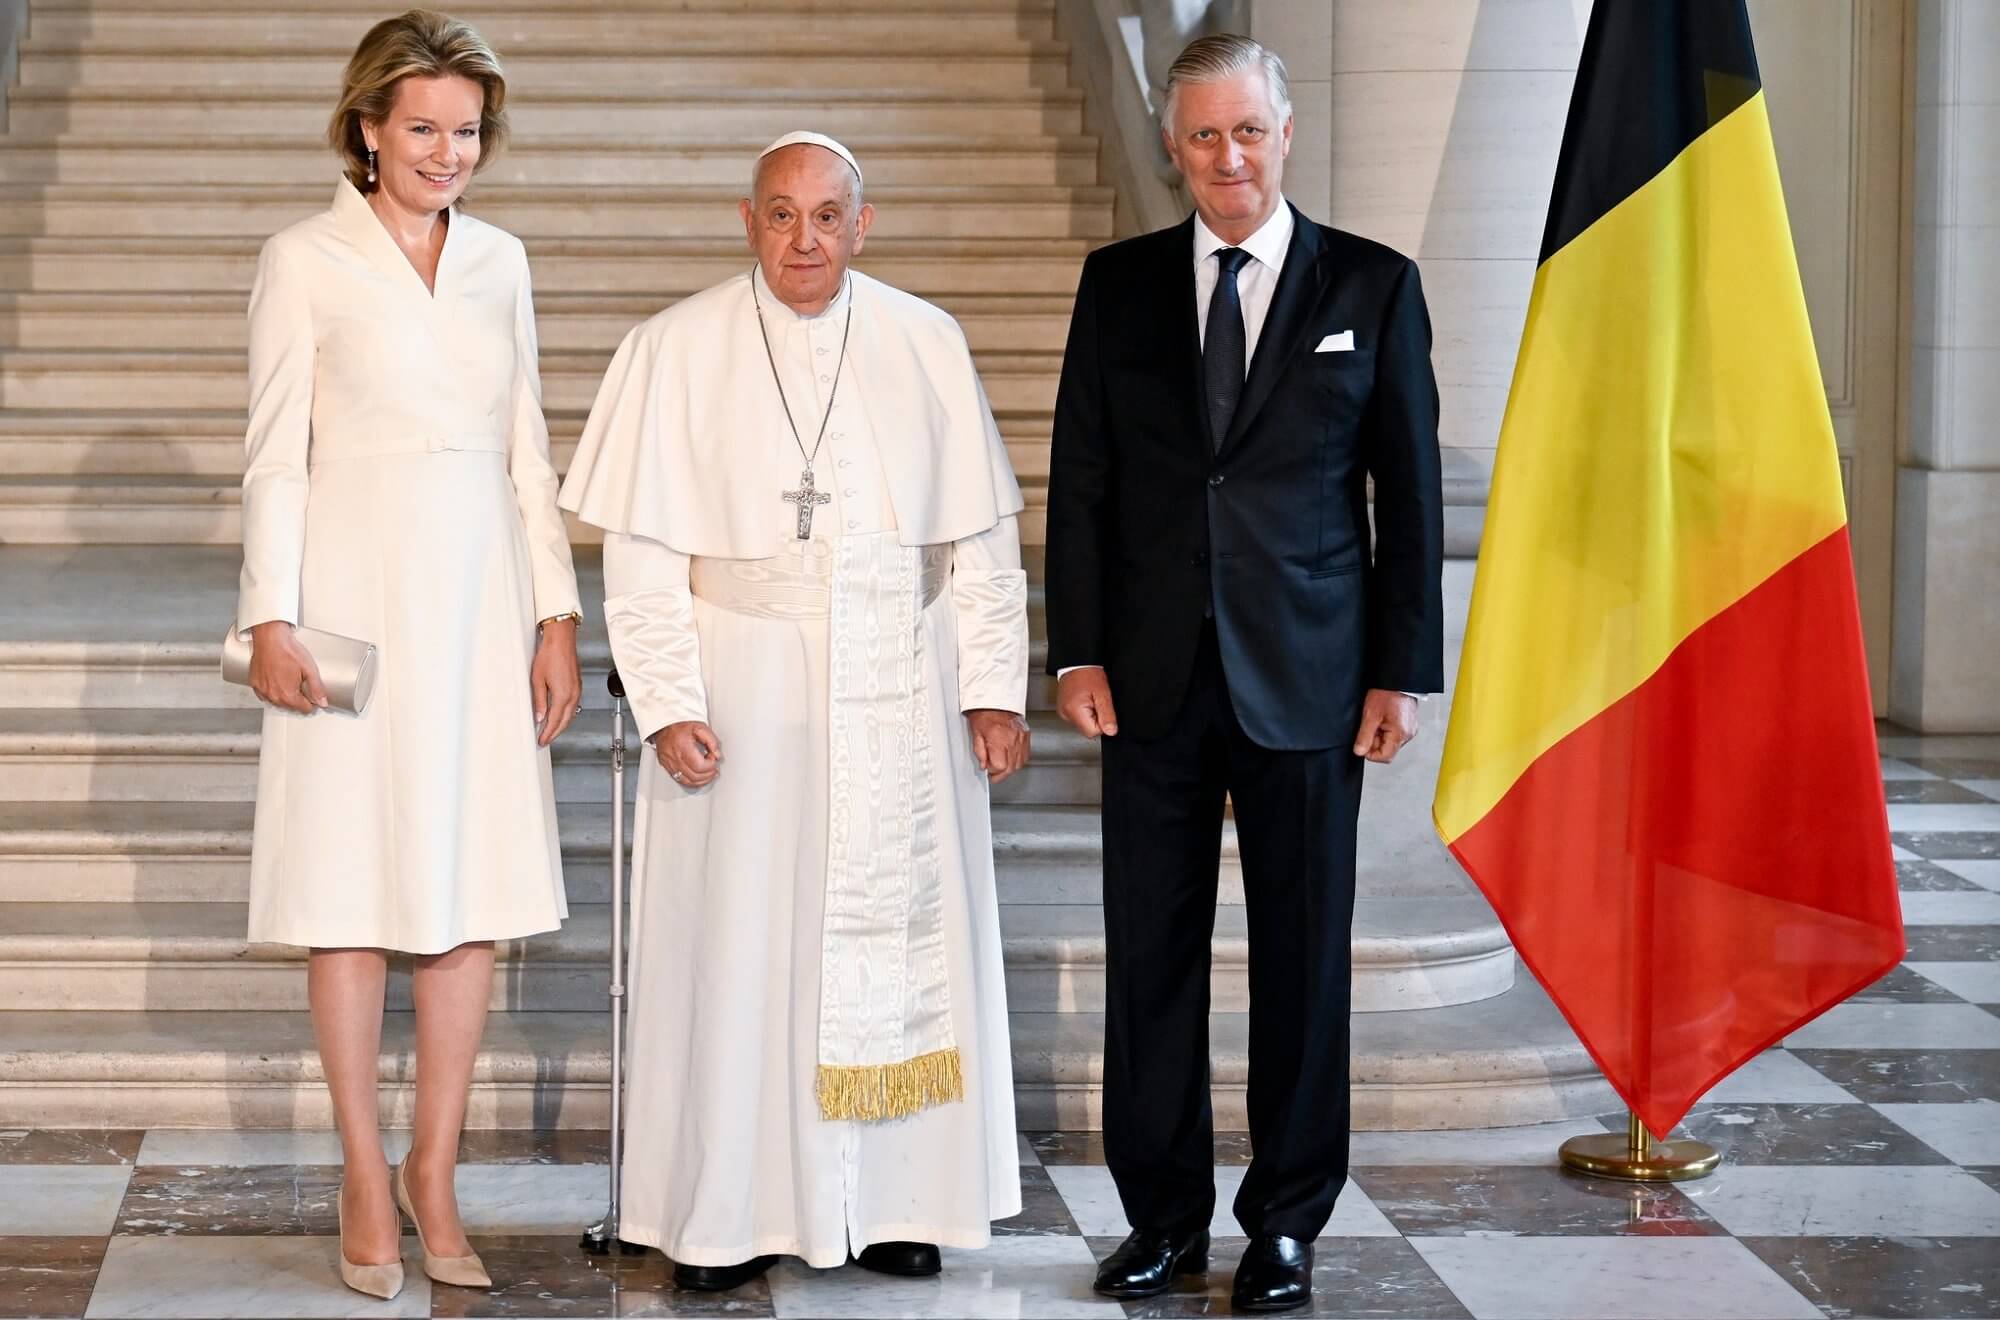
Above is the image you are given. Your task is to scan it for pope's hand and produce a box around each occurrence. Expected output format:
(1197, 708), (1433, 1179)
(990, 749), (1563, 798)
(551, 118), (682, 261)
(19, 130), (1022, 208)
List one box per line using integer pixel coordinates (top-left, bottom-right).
(967, 709), (1031, 783)
(1055, 667), (1118, 739)
(657, 720), (724, 789)
(247, 621), (327, 714)
(1352, 689), (1419, 764)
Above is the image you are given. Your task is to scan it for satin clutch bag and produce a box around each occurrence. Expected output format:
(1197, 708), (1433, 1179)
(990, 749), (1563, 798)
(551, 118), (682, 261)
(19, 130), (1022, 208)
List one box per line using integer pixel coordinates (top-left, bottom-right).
(221, 624), (380, 716)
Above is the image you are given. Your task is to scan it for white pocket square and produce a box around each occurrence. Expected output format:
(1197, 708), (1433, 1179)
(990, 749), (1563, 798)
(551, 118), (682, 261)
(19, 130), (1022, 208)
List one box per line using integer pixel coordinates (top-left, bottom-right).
(1315, 331), (1355, 353)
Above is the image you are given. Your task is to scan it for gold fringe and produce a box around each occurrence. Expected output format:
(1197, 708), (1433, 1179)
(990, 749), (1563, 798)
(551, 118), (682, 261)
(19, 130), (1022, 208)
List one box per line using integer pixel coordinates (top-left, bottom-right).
(815, 1048), (965, 1122)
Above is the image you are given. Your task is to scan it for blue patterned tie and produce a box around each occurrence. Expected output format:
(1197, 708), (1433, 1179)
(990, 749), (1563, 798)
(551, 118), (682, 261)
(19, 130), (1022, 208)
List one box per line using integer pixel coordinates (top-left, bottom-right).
(1204, 247), (1253, 452)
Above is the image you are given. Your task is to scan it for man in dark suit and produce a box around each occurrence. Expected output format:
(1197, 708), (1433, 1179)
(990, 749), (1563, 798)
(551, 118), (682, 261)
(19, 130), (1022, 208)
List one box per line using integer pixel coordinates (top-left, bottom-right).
(1044, 34), (1444, 1314)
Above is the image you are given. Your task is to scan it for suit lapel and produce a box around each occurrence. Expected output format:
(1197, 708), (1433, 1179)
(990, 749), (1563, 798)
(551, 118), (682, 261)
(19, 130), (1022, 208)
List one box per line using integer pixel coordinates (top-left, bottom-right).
(1158, 217), (1208, 461)
(1219, 208), (1327, 456)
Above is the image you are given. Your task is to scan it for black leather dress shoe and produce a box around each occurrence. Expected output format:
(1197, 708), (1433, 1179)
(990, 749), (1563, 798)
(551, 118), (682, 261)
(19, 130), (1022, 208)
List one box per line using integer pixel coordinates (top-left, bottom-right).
(855, 1241), (942, 1276)
(672, 1255), (778, 1292)
(1092, 1227), (1210, 1299)
(1231, 1235), (1313, 1313)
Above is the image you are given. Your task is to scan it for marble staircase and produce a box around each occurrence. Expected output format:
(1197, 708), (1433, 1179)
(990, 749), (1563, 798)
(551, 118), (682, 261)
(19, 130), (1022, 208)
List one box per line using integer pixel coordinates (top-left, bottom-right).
(0, 0), (1613, 1131)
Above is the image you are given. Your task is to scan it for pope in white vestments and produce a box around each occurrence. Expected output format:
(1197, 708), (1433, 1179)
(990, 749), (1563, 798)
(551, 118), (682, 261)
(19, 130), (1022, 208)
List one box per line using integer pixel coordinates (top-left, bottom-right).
(558, 133), (1028, 1286)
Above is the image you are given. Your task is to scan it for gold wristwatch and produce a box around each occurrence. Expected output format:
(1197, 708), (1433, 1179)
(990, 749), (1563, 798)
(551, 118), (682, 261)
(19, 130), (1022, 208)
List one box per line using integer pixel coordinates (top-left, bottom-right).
(537, 611), (583, 630)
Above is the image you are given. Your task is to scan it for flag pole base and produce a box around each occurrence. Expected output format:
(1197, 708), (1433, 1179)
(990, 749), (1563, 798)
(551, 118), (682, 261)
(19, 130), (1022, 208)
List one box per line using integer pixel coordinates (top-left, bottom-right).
(1560, 1111), (1720, 1182)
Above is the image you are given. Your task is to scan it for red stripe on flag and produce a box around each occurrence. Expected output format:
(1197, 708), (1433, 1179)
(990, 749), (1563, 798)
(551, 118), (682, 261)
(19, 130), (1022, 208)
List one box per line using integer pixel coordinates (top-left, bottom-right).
(1448, 527), (1903, 1135)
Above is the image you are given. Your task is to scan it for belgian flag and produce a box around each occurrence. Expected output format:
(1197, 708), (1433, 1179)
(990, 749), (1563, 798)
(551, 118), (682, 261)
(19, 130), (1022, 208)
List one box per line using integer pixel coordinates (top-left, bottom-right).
(1433, 2), (1904, 1136)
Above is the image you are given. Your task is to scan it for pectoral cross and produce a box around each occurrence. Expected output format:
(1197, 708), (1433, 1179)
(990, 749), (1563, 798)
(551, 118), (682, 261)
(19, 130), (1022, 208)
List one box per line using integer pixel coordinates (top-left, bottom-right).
(782, 466), (833, 540)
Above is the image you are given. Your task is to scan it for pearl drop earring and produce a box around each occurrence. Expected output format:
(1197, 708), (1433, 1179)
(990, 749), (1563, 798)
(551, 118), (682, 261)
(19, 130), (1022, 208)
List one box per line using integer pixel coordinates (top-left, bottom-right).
(366, 149), (377, 184)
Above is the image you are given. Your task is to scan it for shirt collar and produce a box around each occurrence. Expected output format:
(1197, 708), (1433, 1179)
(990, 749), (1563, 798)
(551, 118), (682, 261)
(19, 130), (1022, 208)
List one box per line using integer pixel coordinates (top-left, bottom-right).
(751, 261), (853, 326)
(1192, 200), (1294, 274)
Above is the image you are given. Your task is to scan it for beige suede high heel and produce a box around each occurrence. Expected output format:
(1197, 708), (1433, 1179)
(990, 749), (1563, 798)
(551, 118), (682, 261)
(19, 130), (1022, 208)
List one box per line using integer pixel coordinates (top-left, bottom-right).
(393, 1160), (492, 1289)
(336, 1189), (405, 1301)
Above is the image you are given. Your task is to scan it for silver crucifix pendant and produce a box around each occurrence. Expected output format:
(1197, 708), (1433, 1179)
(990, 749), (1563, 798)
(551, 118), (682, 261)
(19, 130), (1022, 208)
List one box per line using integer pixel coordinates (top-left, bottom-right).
(781, 466), (833, 540)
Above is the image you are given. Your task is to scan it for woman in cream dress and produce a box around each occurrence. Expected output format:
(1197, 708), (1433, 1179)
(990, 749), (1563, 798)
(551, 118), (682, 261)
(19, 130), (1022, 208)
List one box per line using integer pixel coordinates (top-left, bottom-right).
(235, 11), (579, 1300)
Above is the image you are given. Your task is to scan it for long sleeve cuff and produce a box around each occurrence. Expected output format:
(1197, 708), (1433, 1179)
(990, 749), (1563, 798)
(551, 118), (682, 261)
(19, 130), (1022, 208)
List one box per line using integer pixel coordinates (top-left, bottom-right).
(602, 532), (708, 739)
(951, 516), (1030, 716)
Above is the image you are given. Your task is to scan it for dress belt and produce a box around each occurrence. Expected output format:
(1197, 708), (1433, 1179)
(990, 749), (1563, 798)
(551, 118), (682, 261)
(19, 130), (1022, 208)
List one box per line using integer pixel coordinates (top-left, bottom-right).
(689, 541), (951, 621)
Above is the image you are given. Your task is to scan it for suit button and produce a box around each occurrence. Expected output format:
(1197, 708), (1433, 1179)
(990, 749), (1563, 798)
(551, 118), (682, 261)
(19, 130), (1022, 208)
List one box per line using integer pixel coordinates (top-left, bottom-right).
(1192, 551), (1208, 565)
(1208, 473), (1225, 487)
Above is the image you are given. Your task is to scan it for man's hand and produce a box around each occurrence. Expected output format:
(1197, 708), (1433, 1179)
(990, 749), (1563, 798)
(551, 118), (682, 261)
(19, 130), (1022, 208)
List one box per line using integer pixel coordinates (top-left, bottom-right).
(1055, 667), (1119, 739)
(1352, 689), (1419, 764)
(530, 617), (583, 746)
(247, 620), (327, 714)
(967, 709), (1031, 783)
(656, 720), (724, 789)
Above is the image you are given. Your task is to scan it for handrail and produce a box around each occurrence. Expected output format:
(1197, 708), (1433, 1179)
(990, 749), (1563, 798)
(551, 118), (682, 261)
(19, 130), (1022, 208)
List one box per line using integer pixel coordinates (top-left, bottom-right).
(1052, 0), (1185, 238)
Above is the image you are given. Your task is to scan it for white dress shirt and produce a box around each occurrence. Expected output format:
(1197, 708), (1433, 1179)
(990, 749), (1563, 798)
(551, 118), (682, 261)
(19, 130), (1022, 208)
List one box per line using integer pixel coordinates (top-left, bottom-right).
(1193, 201), (1294, 362)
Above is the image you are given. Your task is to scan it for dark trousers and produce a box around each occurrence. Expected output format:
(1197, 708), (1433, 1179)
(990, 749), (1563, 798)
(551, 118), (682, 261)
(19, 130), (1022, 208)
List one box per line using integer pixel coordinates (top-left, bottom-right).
(1099, 624), (1362, 1241)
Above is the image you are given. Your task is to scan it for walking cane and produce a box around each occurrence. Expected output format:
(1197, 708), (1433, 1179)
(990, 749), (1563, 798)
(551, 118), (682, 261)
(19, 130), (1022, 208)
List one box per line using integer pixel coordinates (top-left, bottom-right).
(582, 667), (645, 1257)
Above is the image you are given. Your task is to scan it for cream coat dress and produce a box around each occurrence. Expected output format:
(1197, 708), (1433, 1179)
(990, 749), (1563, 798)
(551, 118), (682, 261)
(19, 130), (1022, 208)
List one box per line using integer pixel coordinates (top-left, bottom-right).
(236, 178), (580, 953)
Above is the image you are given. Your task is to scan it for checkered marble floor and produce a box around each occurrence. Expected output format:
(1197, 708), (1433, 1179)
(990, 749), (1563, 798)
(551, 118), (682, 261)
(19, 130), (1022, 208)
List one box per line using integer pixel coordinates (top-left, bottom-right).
(4, 731), (1998, 1319)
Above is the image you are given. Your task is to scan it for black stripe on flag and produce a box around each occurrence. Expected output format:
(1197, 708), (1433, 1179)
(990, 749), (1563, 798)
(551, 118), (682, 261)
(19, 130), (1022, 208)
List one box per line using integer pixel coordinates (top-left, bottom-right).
(1539, 0), (1763, 265)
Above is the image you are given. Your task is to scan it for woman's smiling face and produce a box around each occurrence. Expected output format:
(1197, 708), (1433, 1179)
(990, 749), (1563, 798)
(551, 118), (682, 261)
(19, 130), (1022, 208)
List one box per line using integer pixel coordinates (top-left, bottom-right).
(362, 74), (484, 216)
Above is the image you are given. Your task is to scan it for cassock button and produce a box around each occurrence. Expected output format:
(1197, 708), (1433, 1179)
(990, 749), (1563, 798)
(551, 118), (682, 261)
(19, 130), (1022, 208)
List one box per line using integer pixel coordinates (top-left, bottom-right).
(844, 488), (857, 497)
(847, 519), (860, 529)
(838, 459), (851, 468)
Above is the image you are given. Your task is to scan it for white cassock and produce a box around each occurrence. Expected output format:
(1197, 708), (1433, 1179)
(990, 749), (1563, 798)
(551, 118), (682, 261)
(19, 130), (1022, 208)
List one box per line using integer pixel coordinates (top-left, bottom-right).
(237, 177), (578, 953)
(559, 266), (1026, 1266)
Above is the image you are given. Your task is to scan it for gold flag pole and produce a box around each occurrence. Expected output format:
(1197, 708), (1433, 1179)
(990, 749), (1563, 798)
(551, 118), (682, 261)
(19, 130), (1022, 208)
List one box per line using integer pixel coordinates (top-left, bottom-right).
(1560, 1109), (1719, 1181)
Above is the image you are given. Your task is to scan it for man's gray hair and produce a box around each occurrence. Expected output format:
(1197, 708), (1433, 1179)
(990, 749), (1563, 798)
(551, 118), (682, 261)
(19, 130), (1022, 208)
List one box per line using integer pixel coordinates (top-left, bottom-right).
(1162, 33), (1292, 134)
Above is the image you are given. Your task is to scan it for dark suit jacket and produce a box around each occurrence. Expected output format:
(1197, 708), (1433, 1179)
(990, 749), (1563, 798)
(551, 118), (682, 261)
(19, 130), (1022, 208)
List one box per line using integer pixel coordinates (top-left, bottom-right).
(1043, 207), (1445, 750)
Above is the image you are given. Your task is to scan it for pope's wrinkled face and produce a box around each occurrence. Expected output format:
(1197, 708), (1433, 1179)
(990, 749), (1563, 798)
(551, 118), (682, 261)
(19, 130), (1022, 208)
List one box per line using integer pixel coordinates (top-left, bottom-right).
(362, 74), (484, 217)
(740, 145), (875, 316)
(1163, 69), (1292, 243)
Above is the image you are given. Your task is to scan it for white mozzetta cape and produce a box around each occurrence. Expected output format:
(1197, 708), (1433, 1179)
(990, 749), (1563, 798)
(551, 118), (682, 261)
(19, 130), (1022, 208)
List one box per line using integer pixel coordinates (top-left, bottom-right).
(558, 269), (1022, 555)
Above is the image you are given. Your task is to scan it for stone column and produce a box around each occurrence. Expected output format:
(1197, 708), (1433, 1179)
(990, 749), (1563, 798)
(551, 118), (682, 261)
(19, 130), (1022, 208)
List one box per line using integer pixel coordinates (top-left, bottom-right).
(1893, 0), (2000, 732)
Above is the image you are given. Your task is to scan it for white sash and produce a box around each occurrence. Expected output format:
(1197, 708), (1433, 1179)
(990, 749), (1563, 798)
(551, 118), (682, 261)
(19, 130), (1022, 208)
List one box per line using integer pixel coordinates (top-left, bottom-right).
(815, 532), (962, 1120)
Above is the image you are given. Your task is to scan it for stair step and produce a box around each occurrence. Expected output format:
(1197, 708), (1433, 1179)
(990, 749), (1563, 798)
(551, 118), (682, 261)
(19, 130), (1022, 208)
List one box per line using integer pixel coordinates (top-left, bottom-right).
(0, 898), (1513, 1014)
(18, 51), (1074, 94)
(0, 235), (1100, 292)
(0, 705), (1095, 804)
(0, 976), (1614, 1131)
(1, 87), (1086, 139)
(22, 10), (1056, 51)
(0, 347), (1059, 415)
(0, 291), (1078, 353)
(0, 800), (1142, 905)
(0, 137), (1100, 188)
(0, 475), (1052, 545)
(0, 187), (1113, 242)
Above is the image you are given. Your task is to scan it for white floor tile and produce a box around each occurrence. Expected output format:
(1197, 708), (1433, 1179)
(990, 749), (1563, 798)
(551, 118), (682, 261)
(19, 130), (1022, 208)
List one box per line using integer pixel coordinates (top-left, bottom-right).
(1878, 759), (1939, 781)
(1408, 1236), (1820, 1319)
(455, 1163), (609, 1234)
(1938, 859), (2000, 891)
(1044, 1165), (1396, 1238)
(0, 1165), (131, 1236)
(1886, 802), (2000, 832)
(1347, 1118), (1616, 1166)
(1892, 844), (1921, 861)
(1784, 1002), (2000, 1049)
(135, 1129), (413, 1167)
(769, 1235), (1122, 1319)
(1018, 1134), (1040, 1167)
(1875, 1100), (2000, 1165)
(84, 1235), (429, 1318)
(1962, 778), (2000, 801)
(1906, 960), (2000, 1003)
(1898, 890), (2000, 925)
(1678, 1165), (2000, 1236)
(1695, 1050), (1859, 1104)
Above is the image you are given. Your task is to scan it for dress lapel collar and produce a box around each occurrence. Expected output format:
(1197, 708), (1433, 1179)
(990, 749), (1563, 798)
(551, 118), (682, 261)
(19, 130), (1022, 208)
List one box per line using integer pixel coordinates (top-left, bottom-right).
(329, 175), (456, 306)
(1219, 206), (1326, 456)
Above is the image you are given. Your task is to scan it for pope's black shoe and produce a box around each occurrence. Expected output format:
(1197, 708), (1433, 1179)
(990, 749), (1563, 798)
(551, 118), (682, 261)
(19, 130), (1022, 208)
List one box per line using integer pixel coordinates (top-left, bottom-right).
(1230, 1235), (1313, 1313)
(855, 1241), (942, 1276)
(672, 1255), (778, 1292)
(1092, 1227), (1210, 1299)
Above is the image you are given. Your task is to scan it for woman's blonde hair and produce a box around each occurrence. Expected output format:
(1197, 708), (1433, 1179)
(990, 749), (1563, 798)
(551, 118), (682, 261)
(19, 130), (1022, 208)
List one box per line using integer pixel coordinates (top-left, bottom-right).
(327, 9), (508, 193)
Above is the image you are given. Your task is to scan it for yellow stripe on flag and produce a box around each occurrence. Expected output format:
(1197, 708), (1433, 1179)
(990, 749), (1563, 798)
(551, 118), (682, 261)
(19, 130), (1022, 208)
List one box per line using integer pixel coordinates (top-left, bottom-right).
(1435, 93), (1847, 844)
